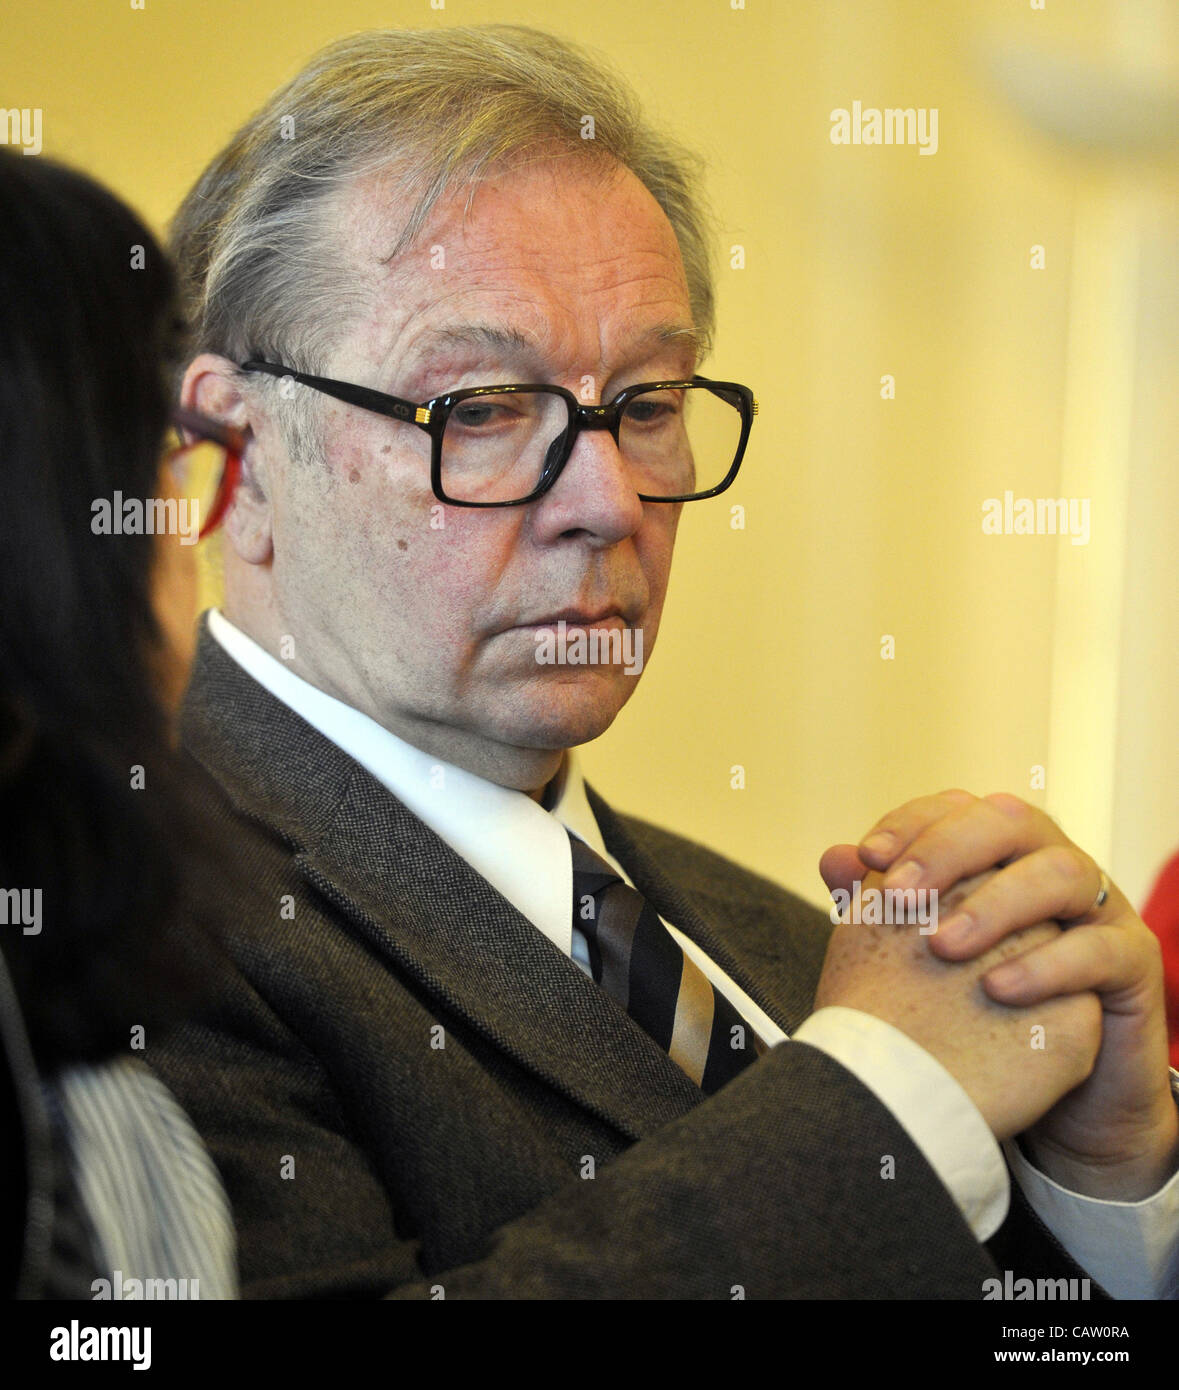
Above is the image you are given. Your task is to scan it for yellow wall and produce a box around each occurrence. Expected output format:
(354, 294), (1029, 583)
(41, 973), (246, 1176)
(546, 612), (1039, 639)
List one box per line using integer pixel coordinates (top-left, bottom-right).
(5, 0), (1177, 910)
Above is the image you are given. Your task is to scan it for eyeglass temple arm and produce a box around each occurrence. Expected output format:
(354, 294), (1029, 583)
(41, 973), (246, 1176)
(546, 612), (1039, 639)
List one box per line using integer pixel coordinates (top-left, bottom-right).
(239, 361), (432, 433)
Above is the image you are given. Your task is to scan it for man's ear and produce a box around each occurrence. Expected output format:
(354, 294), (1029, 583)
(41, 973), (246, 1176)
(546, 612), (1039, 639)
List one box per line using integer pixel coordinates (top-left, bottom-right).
(180, 352), (273, 564)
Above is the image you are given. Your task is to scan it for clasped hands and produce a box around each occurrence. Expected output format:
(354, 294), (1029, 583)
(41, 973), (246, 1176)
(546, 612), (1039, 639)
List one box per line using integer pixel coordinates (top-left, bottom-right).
(817, 790), (1179, 1202)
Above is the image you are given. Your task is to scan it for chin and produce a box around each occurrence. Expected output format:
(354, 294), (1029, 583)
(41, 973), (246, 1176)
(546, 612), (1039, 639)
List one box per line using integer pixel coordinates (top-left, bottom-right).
(492, 672), (639, 750)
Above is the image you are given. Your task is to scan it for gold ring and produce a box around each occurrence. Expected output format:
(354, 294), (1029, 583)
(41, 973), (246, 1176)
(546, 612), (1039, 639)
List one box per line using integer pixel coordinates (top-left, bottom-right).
(1090, 869), (1110, 913)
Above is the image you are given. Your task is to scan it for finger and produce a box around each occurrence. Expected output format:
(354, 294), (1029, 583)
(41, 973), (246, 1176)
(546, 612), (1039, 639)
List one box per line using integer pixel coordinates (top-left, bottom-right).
(858, 789), (977, 868)
(880, 793), (1070, 897)
(982, 923), (1155, 1012)
(930, 845), (1122, 960)
(819, 844), (872, 895)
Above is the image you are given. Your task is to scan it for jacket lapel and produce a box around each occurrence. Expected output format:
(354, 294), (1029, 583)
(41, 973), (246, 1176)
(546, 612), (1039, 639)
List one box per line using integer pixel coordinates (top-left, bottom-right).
(181, 622), (704, 1143)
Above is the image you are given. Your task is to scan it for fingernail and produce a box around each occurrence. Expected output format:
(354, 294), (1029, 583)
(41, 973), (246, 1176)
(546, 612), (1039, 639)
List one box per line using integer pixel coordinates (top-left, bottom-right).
(861, 832), (895, 859)
(987, 961), (1025, 991)
(937, 912), (973, 945)
(885, 860), (923, 891)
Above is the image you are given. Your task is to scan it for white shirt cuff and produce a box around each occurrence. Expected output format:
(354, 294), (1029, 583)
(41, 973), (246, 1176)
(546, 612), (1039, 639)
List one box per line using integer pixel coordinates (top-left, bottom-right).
(1002, 1070), (1179, 1300)
(792, 1005), (1009, 1241)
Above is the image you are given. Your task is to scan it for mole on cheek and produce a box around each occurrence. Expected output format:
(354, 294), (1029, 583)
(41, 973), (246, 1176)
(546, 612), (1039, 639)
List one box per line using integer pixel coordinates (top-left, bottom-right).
(397, 539), (408, 551)
(349, 469), (361, 484)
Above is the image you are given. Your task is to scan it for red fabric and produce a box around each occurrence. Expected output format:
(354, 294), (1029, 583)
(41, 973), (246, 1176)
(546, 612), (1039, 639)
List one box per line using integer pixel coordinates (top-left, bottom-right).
(1142, 850), (1179, 1070)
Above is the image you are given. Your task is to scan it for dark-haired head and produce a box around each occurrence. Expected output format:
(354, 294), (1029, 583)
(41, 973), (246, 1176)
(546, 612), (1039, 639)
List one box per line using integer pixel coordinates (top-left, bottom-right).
(0, 147), (223, 1068)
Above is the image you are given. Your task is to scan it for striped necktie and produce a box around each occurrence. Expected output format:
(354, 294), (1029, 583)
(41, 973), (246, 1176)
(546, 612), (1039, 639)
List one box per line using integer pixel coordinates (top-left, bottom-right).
(568, 831), (764, 1094)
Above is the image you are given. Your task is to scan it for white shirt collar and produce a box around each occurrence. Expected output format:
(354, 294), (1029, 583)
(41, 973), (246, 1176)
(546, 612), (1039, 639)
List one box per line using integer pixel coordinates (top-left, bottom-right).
(206, 608), (618, 956)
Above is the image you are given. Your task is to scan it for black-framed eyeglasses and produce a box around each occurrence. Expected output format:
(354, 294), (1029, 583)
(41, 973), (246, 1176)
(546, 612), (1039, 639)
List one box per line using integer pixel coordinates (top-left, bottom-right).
(239, 359), (757, 508)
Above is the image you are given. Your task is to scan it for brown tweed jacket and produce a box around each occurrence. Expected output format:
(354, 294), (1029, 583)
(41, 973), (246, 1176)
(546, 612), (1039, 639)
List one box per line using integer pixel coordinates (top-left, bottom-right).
(149, 618), (1103, 1298)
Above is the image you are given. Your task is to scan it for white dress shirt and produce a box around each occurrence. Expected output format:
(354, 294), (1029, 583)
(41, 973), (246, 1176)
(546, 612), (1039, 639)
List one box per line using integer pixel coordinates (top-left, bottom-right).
(206, 607), (1179, 1299)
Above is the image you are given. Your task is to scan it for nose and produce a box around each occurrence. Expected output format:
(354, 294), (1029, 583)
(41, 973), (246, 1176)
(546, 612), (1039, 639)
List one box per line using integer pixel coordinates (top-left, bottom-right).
(533, 413), (644, 544)
(542, 404), (620, 479)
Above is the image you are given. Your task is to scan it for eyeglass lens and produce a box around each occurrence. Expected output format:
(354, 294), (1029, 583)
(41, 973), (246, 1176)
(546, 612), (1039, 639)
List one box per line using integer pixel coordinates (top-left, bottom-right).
(439, 385), (742, 504)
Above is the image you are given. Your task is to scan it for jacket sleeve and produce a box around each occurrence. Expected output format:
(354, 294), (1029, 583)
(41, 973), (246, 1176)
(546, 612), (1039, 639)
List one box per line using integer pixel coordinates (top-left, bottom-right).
(151, 966), (1057, 1300)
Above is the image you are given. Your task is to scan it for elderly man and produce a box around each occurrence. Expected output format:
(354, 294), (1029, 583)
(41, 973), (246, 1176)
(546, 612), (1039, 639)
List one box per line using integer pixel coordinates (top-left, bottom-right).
(153, 25), (1179, 1299)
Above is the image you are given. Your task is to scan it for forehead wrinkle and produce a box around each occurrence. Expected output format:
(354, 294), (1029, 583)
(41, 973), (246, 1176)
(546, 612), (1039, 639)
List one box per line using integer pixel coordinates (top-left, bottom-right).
(334, 166), (694, 382)
(341, 279), (695, 391)
(343, 155), (687, 287)
(416, 323), (535, 354)
(454, 246), (685, 296)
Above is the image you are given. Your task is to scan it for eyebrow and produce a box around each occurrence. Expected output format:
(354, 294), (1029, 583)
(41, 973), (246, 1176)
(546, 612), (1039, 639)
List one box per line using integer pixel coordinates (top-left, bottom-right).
(408, 321), (701, 364)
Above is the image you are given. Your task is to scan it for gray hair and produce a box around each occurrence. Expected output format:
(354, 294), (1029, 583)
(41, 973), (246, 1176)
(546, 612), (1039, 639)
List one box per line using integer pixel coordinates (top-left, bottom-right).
(168, 24), (717, 461)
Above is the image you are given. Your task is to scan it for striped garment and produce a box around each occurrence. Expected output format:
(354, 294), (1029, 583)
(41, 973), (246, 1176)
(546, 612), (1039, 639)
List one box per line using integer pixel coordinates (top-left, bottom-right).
(42, 1056), (237, 1300)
